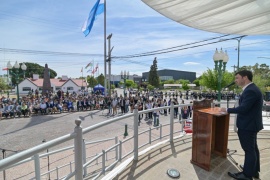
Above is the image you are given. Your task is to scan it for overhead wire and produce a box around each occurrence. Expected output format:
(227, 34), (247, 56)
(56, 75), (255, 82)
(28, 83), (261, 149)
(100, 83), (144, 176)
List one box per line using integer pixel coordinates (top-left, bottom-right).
(112, 35), (247, 59)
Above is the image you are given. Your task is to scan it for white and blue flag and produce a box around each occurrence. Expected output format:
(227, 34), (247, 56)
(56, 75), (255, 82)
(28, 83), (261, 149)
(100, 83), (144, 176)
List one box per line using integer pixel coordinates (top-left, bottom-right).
(82, 0), (104, 37)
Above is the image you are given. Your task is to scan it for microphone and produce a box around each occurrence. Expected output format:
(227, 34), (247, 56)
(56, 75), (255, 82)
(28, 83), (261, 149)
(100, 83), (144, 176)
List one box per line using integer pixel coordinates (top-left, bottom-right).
(223, 82), (235, 89)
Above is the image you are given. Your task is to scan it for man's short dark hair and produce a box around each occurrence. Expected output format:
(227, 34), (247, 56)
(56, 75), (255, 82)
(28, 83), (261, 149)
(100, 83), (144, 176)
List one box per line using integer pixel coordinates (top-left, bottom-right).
(235, 70), (253, 81)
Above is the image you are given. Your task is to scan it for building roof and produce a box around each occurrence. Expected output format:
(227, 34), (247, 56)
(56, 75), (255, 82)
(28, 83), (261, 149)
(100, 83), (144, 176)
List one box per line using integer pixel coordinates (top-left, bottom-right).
(25, 78), (87, 87)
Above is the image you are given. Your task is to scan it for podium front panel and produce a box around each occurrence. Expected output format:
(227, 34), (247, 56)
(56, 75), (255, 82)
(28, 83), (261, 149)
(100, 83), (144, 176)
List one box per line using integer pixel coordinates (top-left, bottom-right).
(191, 107), (229, 171)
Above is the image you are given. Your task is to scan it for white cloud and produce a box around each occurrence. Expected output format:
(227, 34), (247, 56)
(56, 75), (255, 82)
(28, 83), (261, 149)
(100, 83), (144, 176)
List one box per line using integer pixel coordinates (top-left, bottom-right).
(183, 62), (201, 65)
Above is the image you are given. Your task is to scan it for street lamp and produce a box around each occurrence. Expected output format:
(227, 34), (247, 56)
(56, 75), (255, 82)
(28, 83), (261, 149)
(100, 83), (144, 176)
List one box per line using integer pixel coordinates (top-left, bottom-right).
(7, 61), (27, 103)
(121, 70), (129, 97)
(213, 48), (229, 102)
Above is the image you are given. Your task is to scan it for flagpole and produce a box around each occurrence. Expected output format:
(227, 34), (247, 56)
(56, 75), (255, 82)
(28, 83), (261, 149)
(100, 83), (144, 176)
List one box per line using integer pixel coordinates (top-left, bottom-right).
(104, 0), (107, 96)
(93, 60), (94, 78)
(82, 67), (83, 88)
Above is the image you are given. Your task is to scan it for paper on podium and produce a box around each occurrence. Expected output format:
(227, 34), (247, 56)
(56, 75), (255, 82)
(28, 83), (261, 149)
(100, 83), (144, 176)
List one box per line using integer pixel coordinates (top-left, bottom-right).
(198, 107), (228, 116)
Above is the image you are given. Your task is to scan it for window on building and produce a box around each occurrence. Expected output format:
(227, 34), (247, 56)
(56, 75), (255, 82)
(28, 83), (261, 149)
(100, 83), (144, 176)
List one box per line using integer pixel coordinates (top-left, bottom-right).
(67, 87), (74, 91)
(56, 87), (61, 91)
(22, 87), (31, 91)
(160, 76), (173, 81)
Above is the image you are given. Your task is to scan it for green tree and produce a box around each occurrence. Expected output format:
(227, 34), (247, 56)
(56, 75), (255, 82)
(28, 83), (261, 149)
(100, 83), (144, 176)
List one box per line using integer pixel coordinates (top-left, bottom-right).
(147, 84), (154, 91)
(163, 79), (175, 84)
(87, 75), (98, 88)
(10, 62), (57, 85)
(253, 75), (268, 93)
(176, 79), (190, 90)
(125, 79), (135, 88)
(199, 69), (234, 91)
(96, 73), (105, 86)
(148, 57), (160, 87)
(0, 77), (8, 92)
(111, 84), (115, 90)
(193, 78), (200, 87)
(238, 63), (270, 92)
(177, 79), (190, 85)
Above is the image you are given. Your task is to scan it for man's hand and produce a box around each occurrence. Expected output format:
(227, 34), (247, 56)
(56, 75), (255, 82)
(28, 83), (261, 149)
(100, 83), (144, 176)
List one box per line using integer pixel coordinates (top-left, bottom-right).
(220, 107), (227, 112)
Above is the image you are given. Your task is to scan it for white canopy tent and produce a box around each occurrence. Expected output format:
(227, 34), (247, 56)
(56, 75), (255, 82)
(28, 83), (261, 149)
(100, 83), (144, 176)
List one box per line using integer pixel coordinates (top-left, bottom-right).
(142, 0), (270, 35)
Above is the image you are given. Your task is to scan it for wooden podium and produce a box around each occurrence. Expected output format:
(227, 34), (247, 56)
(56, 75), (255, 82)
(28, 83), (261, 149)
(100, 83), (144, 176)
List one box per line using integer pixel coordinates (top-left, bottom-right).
(190, 99), (229, 171)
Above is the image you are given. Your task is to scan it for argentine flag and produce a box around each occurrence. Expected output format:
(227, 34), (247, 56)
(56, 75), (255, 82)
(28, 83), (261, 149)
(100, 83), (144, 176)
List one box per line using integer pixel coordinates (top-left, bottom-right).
(82, 0), (104, 37)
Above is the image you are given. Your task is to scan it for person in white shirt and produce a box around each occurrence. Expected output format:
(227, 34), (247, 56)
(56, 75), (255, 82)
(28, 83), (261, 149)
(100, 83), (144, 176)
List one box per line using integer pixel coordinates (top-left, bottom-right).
(8, 102), (15, 118)
(40, 101), (47, 115)
(153, 104), (160, 126)
(125, 97), (129, 113)
(13, 102), (22, 118)
(112, 98), (118, 115)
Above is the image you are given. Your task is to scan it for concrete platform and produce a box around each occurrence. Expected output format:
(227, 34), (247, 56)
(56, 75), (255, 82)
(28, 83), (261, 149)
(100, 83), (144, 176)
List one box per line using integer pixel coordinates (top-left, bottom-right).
(107, 130), (270, 180)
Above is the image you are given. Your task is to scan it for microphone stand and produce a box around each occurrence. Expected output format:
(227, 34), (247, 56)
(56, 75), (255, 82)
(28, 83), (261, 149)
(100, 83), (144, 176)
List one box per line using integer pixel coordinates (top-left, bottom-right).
(224, 89), (238, 165)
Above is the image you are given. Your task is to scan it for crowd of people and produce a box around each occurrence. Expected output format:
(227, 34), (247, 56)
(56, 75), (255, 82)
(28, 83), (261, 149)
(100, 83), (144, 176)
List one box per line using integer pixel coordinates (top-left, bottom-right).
(0, 88), (238, 121)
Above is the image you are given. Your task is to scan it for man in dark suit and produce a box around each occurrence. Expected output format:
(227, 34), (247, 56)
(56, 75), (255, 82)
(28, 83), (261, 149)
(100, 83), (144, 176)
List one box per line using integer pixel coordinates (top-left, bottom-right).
(221, 70), (263, 180)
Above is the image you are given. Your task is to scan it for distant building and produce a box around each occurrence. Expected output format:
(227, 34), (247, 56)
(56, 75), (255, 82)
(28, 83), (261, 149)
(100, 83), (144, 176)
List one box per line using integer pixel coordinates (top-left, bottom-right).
(106, 74), (141, 87)
(142, 69), (196, 82)
(18, 75), (87, 94)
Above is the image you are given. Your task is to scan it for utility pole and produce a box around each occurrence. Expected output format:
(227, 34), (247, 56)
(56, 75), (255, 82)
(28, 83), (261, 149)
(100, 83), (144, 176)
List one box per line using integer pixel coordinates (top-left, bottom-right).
(231, 65), (237, 72)
(107, 33), (113, 97)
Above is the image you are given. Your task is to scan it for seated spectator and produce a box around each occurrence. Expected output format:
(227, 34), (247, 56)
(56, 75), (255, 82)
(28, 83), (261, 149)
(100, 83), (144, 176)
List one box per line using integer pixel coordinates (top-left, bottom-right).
(56, 100), (63, 113)
(3, 102), (14, 118)
(27, 99), (33, 116)
(99, 98), (104, 110)
(40, 101), (47, 115)
(51, 100), (58, 113)
(67, 100), (74, 112)
(2, 103), (10, 118)
(72, 98), (77, 111)
(77, 98), (83, 111)
(33, 101), (41, 115)
(13, 102), (22, 118)
(9, 102), (15, 118)
(0, 103), (3, 119)
(82, 98), (88, 110)
(21, 102), (28, 117)
(96, 98), (100, 110)
(91, 99), (95, 110)
(47, 99), (53, 114)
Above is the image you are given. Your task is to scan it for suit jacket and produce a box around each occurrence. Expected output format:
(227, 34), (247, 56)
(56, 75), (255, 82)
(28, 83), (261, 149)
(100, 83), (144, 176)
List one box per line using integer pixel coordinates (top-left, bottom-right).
(227, 83), (263, 132)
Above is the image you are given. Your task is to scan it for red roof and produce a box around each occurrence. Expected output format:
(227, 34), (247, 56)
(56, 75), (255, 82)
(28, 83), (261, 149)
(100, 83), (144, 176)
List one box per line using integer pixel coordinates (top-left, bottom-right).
(27, 78), (87, 87)
(71, 79), (88, 87)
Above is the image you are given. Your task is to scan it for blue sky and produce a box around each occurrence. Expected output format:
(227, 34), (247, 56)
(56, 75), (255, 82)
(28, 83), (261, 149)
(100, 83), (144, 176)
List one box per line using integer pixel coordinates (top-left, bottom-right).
(1, 0), (270, 79)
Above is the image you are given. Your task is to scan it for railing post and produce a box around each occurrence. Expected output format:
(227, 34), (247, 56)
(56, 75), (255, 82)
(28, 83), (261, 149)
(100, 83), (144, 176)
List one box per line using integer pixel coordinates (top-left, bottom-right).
(34, 154), (41, 180)
(56, 166), (59, 179)
(102, 150), (106, 174)
(133, 105), (139, 161)
(160, 124), (162, 140)
(170, 101), (174, 142)
(115, 136), (118, 161)
(149, 127), (151, 144)
(74, 119), (83, 180)
(70, 162), (72, 173)
(119, 140), (122, 162)
(82, 139), (87, 178)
